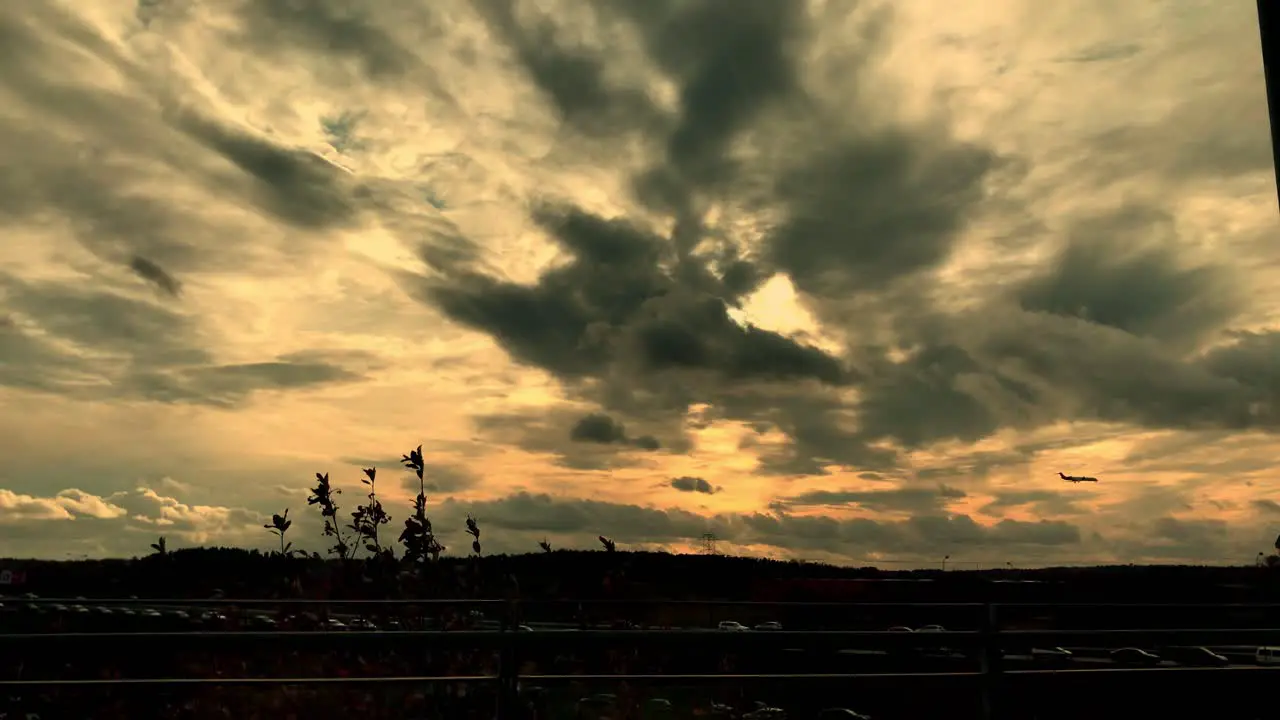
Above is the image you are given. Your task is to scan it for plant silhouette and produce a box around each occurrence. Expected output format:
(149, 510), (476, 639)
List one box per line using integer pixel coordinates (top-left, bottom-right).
(263, 509), (293, 556)
(307, 472), (351, 559)
(349, 467), (391, 558)
(466, 514), (482, 556)
(398, 444), (444, 565)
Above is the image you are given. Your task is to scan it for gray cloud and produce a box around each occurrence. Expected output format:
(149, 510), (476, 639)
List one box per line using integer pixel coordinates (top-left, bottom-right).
(472, 0), (666, 140)
(422, 1), (1269, 481)
(1015, 205), (1239, 347)
(570, 412), (660, 451)
(670, 476), (716, 494)
(171, 111), (358, 230)
(438, 491), (1083, 560)
(474, 408), (682, 471)
(777, 484), (967, 514)
(4, 482), (1276, 565)
(408, 0), (973, 476)
(0, 3), (367, 277)
(122, 357), (368, 408)
(129, 256), (183, 298)
(1252, 499), (1280, 515)
(981, 489), (1093, 518)
(228, 0), (428, 82)
(0, 271), (372, 406)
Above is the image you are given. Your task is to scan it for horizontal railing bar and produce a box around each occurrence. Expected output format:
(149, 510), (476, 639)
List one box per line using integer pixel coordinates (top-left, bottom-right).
(5, 666), (1279, 688)
(6, 628), (1280, 651)
(0, 676), (496, 687)
(13, 597), (1280, 609)
(0, 629), (985, 647)
(1003, 666), (1280, 675)
(994, 603), (1280, 609)
(9, 598), (505, 606)
(995, 628), (1280, 645)
(521, 672), (979, 680)
(0, 594), (983, 604)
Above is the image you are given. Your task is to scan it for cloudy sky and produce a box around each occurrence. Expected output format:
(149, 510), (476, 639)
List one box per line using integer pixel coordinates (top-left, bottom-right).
(1, 0), (1277, 567)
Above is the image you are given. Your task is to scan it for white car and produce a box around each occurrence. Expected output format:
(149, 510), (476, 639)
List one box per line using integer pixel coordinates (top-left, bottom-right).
(718, 620), (750, 632)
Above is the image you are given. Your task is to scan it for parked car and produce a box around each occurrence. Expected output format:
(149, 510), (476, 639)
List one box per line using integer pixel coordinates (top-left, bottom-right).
(1030, 646), (1075, 665)
(1162, 646), (1229, 667)
(818, 710), (872, 720)
(1110, 647), (1161, 666)
(754, 621), (783, 631)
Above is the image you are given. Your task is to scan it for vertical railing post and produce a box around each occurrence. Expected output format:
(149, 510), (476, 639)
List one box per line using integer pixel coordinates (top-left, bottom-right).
(979, 603), (1001, 720)
(497, 597), (521, 720)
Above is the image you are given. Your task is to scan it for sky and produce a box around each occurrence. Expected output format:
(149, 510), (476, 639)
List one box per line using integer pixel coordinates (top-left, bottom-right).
(1, 0), (1278, 567)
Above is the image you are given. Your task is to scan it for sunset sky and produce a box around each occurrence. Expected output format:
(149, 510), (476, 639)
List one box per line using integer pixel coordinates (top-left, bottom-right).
(1, 0), (1277, 567)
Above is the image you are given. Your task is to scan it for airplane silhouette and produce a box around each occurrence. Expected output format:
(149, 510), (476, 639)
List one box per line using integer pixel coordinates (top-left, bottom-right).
(1058, 472), (1098, 483)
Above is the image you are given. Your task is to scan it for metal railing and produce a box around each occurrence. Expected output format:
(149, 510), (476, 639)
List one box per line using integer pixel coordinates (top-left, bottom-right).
(4, 599), (1280, 719)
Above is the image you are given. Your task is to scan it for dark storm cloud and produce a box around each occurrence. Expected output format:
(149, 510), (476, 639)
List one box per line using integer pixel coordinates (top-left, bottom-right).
(425, 203), (850, 386)
(670, 476), (716, 494)
(409, 0), (1002, 473)
(472, 0), (665, 139)
(122, 358), (367, 408)
(1199, 331), (1280, 403)
(129, 256), (183, 297)
(765, 134), (999, 299)
(172, 112), (358, 230)
(1014, 205), (1238, 347)
(570, 413), (661, 450)
(570, 413), (626, 443)
(230, 0), (425, 80)
(778, 484), (966, 514)
(618, 0), (809, 200)
(415, 1), (1276, 474)
(845, 297), (1277, 453)
(475, 409), (679, 471)
(441, 491), (1082, 557)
